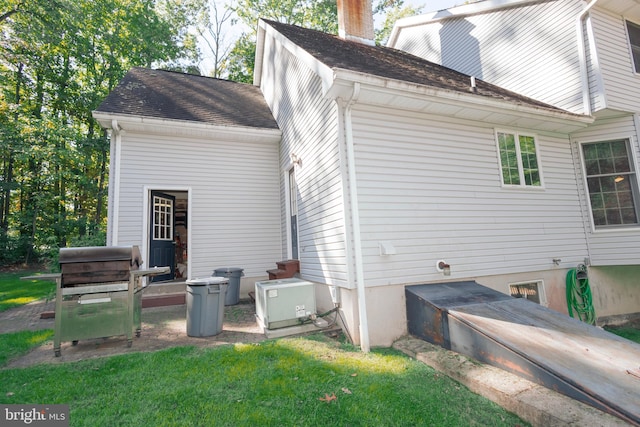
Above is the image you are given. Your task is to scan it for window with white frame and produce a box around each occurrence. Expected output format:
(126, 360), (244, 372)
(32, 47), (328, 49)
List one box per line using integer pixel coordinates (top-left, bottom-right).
(626, 20), (640, 72)
(509, 280), (546, 306)
(496, 131), (542, 187)
(582, 139), (639, 228)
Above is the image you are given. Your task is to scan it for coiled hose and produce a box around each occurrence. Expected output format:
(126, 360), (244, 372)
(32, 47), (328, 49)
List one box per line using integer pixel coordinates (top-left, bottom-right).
(566, 264), (596, 325)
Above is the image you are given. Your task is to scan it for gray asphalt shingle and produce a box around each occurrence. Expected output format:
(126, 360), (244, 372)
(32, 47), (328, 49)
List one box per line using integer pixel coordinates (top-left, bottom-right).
(95, 68), (279, 129)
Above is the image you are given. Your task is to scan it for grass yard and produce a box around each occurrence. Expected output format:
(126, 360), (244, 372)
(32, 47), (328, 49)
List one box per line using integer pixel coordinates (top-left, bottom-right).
(0, 337), (529, 427)
(0, 329), (53, 366)
(604, 322), (640, 344)
(0, 271), (54, 312)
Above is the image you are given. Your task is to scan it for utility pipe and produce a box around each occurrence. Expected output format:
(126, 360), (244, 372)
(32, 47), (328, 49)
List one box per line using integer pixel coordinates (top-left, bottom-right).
(576, 0), (601, 116)
(341, 82), (370, 353)
(109, 119), (122, 246)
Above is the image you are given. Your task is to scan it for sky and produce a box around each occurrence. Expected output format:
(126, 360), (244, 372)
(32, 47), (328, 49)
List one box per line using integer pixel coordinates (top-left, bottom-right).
(406, 0), (462, 13)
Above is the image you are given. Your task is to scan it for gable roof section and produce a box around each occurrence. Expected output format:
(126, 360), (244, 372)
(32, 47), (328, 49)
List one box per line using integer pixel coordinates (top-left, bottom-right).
(261, 19), (569, 114)
(95, 67), (278, 130)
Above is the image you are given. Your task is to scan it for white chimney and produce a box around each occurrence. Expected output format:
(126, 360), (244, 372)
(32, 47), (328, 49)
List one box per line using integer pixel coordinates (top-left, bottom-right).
(337, 0), (375, 45)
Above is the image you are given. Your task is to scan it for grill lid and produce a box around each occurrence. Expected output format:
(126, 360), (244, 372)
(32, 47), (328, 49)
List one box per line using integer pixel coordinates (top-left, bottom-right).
(59, 246), (142, 267)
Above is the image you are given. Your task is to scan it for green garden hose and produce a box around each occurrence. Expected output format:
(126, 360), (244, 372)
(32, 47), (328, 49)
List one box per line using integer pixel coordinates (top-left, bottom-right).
(566, 265), (596, 325)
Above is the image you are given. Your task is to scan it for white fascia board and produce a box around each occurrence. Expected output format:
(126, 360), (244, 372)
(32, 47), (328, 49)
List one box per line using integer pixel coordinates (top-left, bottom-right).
(259, 19), (336, 95)
(254, 21), (267, 86)
(326, 68), (594, 129)
(388, 0), (542, 47)
(91, 111), (281, 143)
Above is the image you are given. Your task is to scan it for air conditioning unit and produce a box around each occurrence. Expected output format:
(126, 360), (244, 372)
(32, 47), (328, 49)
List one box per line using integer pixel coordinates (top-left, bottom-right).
(255, 278), (316, 329)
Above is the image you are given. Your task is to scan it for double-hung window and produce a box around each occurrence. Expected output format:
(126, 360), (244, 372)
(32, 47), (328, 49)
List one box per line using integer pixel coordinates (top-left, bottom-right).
(496, 131), (542, 187)
(582, 140), (639, 228)
(626, 20), (640, 73)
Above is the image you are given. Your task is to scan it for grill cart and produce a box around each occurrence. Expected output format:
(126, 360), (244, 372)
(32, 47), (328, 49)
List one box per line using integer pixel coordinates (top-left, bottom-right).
(23, 246), (169, 357)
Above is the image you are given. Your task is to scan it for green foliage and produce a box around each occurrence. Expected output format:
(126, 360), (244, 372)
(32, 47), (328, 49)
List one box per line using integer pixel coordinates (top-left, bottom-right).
(605, 323), (640, 344)
(0, 271), (55, 312)
(374, 0), (424, 45)
(233, 0), (338, 32)
(0, 339), (527, 426)
(0, 329), (53, 366)
(225, 33), (256, 83)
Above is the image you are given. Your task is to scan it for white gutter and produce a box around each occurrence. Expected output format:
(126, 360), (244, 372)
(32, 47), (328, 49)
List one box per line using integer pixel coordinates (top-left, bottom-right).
(576, 0), (601, 116)
(341, 82), (370, 353)
(109, 119), (122, 246)
(328, 69), (593, 129)
(92, 112), (281, 142)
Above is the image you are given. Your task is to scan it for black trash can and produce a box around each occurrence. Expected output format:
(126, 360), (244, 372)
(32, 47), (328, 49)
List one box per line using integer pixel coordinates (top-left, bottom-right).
(213, 267), (244, 305)
(185, 277), (228, 337)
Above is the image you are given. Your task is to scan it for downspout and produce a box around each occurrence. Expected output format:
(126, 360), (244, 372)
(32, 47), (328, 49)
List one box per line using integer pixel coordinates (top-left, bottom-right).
(575, 0), (600, 264)
(576, 0), (601, 116)
(340, 82), (370, 353)
(109, 119), (122, 246)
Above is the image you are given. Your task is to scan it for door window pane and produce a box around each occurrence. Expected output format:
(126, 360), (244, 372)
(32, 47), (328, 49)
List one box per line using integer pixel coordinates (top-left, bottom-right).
(153, 196), (173, 240)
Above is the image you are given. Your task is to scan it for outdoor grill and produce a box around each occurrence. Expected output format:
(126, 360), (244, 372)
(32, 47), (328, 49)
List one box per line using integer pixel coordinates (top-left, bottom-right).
(27, 246), (169, 356)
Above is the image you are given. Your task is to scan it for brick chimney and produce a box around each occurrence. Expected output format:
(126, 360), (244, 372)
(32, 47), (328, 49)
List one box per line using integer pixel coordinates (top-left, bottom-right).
(337, 0), (375, 45)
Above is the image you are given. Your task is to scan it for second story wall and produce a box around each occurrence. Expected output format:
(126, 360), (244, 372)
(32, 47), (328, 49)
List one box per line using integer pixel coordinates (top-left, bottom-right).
(391, 0), (584, 113)
(591, 7), (640, 114)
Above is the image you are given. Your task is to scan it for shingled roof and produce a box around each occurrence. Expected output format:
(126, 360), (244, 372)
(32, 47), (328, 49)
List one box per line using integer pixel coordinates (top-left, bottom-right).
(262, 19), (572, 114)
(95, 68), (279, 129)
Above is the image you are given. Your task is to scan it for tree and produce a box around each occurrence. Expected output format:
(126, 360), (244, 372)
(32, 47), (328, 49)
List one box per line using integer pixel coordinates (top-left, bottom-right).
(196, 0), (235, 78)
(374, 0), (423, 45)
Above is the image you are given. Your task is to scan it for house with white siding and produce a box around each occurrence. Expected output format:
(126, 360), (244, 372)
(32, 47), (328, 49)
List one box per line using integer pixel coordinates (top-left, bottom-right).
(388, 0), (640, 338)
(93, 0), (640, 349)
(92, 69), (282, 288)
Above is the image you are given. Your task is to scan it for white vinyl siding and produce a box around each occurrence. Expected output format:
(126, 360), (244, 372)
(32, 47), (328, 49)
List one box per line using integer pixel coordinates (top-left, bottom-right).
(259, 31), (347, 286)
(114, 131), (281, 278)
(392, 0), (584, 113)
(351, 104), (588, 287)
(590, 8), (640, 113)
(571, 116), (640, 265)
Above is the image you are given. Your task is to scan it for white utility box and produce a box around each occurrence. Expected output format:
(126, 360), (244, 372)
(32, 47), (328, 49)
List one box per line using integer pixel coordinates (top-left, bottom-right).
(255, 278), (316, 329)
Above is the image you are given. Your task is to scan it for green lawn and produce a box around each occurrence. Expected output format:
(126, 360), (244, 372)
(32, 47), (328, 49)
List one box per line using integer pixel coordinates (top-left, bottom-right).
(0, 271), (55, 312)
(0, 329), (53, 366)
(0, 337), (528, 427)
(604, 323), (640, 344)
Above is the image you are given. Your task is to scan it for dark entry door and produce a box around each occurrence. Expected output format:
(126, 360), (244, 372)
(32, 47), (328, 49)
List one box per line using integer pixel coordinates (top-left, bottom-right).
(149, 191), (175, 282)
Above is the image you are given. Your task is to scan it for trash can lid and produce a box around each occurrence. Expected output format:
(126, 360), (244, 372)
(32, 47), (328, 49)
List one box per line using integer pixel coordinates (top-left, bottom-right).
(187, 277), (229, 286)
(213, 267), (244, 273)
